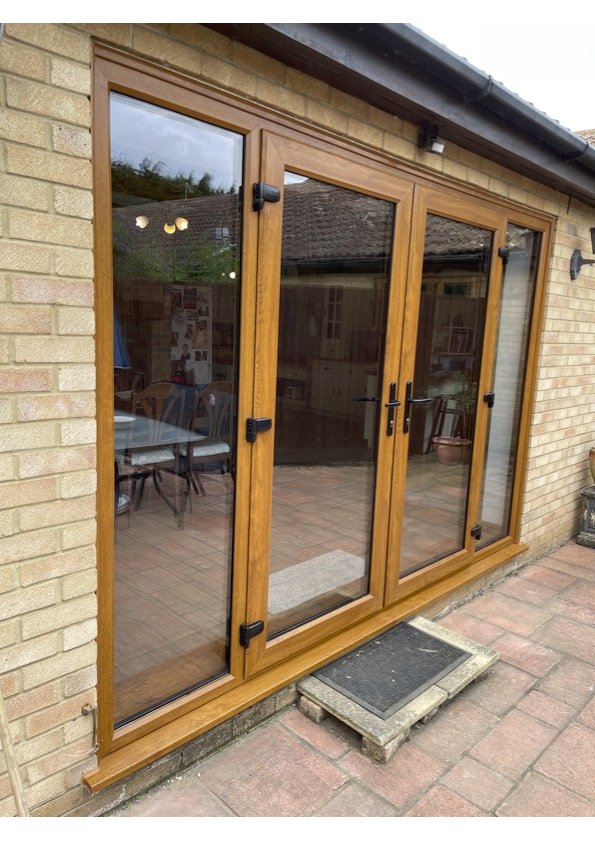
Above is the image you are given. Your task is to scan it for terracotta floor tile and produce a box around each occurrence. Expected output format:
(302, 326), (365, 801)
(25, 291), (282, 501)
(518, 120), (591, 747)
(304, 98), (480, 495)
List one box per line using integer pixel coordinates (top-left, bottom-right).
(497, 772), (595, 817)
(404, 785), (486, 816)
(535, 723), (595, 801)
(470, 709), (557, 779)
(197, 722), (347, 816)
(441, 756), (513, 811)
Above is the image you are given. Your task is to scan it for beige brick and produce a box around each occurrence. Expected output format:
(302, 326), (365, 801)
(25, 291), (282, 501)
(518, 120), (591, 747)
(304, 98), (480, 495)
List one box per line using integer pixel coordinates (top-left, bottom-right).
(59, 419), (96, 446)
(21, 546), (95, 588)
(383, 133), (416, 160)
(4, 681), (61, 720)
(9, 209), (92, 249)
(0, 422), (57, 454)
(21, 593), (96, 639)
(18, 495), (96, 531)
(257, 78), (306, 117)
(0, 107), (48, 147)
(0, 511), (17, 537)
(0, 367), (52, 393)
(14, 336), (94, 364)
(53, 186), (93, 219)
(174, 23), (232, 58)
(62, 664), (96, 698)
(28, 737), (93, 786)
(26, 773), (70, 811)
(347, 117), (384, 150)
(0, 566), (17, 593)
(22, 641), (96, 691)
(63, 618), (96, 651)
(286, 67), (330, 102)
(0, 454), (15, 482)
(50, 56), (91, 96)
(0, 174), (50, 212)
(55, 247), (94, 279)
(201, 55), (257, 98)
(19, 445), (95, 480)
(0, 241), (52, 274)
(0, 633), (58, 675)
(61, 470), (96, 499)
(6, 24), (90, 64)
(0, 580), (57, 622)
(0, 337), (9, 364)
(330, 88), (369, 120)
(232, 41), (285, 84)
(305, 99), (349, 135)
(6, 145), (92, 189)
(57, 305), (94, 335)
(57, 365), (96, 392)
(12, 276), (93, 306)
(62, 568), (97, 601)
(0, 399), (13, 423)
(0, 476), (57, 511)
(0, 38), (46, 80)
(52, 124), (91, 159)
(0, 531), (57, 568)
(73, 23), (132, 47)
(6, 77), (90, 128)
(0, 618), (19, 648)
(0, 303), (51, 334)
(17, 394), (95, 423)
(131, 27), (199, 75)
(61, 520), (96, 551)
(14, 728), (64, 770)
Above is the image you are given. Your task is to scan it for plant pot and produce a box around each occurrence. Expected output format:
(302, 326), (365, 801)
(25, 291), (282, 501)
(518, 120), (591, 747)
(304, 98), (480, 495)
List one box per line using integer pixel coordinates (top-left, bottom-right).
(432, 436), (471, 465)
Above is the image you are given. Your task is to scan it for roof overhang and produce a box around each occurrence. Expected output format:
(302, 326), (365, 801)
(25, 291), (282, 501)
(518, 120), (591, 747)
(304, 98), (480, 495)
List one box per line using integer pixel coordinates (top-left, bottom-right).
(207, 23), (595, 208)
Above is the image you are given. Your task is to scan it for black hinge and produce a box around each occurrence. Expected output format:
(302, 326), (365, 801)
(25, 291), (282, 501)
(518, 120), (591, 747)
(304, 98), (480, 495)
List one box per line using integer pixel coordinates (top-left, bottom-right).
(470, 524), (482, 540)
(246, 417), (272, 443)
(239, 620), (265, 648)
(253, 182), (281, 212)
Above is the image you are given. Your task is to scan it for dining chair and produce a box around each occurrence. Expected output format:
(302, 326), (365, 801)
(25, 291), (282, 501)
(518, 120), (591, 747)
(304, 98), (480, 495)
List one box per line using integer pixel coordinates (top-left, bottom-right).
(189, 381), (233, 496)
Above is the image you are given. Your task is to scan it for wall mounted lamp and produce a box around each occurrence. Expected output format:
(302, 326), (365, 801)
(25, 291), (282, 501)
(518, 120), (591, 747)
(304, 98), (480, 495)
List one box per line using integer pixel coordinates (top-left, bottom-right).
(418, 123), (445, 155)
(570, 227), (595, 280)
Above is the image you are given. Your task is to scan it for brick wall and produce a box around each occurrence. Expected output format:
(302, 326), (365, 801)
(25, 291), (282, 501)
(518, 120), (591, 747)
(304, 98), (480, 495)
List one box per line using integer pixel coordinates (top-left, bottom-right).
(0, 22), (593, 816)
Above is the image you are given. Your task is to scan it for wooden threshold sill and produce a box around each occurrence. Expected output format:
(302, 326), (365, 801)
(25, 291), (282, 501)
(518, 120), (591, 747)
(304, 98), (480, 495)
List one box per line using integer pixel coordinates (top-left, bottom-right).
(84, 541), (527, 793)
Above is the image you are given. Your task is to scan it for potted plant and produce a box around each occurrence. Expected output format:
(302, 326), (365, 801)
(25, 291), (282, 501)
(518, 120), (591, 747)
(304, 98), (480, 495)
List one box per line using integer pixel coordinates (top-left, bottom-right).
(431, 371), (474, 464)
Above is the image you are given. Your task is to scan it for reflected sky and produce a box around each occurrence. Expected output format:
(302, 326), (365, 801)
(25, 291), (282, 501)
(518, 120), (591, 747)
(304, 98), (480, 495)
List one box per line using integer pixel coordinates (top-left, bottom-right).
(110, 92), (243, 193)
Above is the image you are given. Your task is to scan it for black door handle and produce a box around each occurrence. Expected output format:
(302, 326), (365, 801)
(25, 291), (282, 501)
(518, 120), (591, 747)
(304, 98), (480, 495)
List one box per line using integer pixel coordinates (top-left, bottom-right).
(403, 381), (433, 433)
(385, 382), (401, 436)
(352, 396), (380, 402)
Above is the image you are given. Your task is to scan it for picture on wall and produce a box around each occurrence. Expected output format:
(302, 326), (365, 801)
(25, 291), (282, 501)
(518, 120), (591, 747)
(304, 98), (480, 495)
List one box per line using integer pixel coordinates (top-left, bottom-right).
(171, 284), (212, 385)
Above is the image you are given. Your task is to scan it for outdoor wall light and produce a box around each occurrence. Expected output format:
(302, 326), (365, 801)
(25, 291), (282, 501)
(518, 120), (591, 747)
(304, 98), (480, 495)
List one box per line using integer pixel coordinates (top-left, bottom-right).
(570, 227), (595, 280)
(418, 123), (445, 155)
(135, 215), (149, 228)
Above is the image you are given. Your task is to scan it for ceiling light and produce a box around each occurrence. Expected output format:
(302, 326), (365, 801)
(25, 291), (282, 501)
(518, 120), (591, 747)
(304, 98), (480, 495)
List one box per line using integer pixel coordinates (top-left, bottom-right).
(175, 216), (189, 231)
(135, 215), (149, 229)
(163, 222), (176, 235)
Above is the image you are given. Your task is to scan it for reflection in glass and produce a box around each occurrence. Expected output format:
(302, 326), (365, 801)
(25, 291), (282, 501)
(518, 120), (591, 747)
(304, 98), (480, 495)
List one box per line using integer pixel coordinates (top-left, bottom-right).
(478, 225), (540, 547)
(267, 174), (395, 638)
(400, 214), (492, 577)
(110, 93), (242, 726)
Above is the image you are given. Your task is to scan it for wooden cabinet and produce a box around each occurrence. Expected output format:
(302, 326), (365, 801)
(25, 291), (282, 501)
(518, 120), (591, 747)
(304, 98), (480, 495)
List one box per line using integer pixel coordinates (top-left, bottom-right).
(310, 359), (370, 416)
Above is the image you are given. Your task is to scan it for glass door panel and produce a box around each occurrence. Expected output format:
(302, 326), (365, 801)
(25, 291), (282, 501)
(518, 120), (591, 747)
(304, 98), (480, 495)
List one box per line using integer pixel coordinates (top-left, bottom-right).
(400, 214), (493, 577)
(267, 173), (395, 637)
(478, 224), (540, 548)
(110, 93), (242, 726)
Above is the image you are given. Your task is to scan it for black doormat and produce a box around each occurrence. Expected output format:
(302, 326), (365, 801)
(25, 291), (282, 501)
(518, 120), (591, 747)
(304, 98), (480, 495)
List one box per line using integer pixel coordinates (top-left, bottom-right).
(313, 621), (471, 720)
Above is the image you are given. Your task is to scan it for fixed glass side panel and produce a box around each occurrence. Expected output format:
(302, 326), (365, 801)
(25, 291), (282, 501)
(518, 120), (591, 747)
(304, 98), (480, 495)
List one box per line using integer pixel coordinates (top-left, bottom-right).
(267, 173), (395, 638)
(110, 93), (242, 726)
(478, 225), (540, 547)
(400, 214), (493, 577)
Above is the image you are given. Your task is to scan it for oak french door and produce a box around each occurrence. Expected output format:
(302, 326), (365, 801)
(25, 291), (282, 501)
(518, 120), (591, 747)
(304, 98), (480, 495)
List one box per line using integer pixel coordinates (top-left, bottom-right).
(243, 133), (413, 674)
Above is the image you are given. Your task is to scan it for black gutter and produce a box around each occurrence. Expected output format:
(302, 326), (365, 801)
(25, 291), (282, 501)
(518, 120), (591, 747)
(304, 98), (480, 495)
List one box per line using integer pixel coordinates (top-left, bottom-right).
(206, 23), (595, 207)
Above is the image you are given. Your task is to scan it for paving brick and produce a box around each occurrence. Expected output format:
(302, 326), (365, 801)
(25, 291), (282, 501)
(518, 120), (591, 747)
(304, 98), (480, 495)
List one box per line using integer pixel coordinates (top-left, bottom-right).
(497, 772), (595, 817)
(409, 696), (499, 763)
(113, 770), (233, 817)
(436, 611), (503, 646)
(531, 615), (595, 665)
(280, 705), (359, 759)
(470, 708), (557, 779)
(197, 723), (348, 816)
(312, 781), (397, 816)
(441, 756), (514, 811)
(537, 657), (595, 708)
(404, 785), (486, 816)
(494, 631), (562, 676)
(338, 741), (446, 809)
(461, 660), (537, 716)
(535, 723), (595, 801)
(459, 591), (551, 636)
(516, 689), (577, 728)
